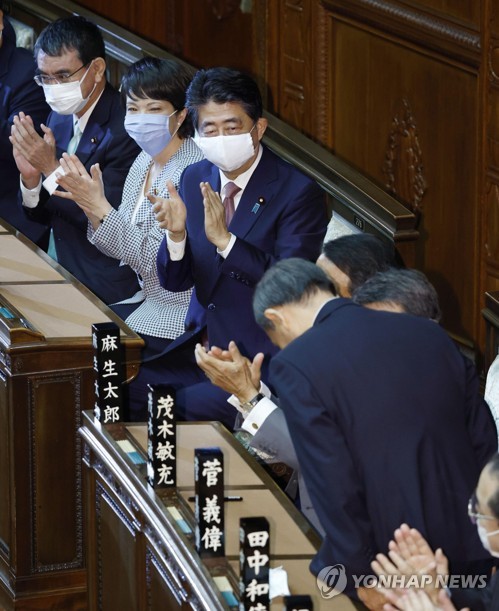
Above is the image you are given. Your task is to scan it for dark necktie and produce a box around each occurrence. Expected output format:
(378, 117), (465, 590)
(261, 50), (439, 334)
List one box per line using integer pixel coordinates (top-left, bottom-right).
(222, 181), (241, 227)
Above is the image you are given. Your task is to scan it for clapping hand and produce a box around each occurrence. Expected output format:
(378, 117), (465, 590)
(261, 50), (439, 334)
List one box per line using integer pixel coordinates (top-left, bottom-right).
(200, 181), (231, 250)
(10, 112), (58, 177)
(54, 154), (111, 229)
(371, 524), (449, 606)
(383, 588), (464, 611)
(194, 340), (264, 405)
(151, 180), (186, 239)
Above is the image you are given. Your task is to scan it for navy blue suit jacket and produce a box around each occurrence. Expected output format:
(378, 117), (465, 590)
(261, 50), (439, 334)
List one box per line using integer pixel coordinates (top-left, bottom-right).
(23, 83), (141, 304)
(157, 145), (327, 366)
(270, 299), (497, 593)
(0, 18), (49, 236)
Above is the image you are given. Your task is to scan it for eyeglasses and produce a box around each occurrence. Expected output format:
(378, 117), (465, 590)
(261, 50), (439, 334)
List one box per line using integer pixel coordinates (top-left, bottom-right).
(468, 492), (497, 524)
(34, 62), (91, 87)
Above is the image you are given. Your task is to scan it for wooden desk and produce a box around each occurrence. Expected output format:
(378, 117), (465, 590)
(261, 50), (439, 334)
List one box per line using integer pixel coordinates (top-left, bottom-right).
(0, 223), (143, 610)
(80, 416), (363, 610)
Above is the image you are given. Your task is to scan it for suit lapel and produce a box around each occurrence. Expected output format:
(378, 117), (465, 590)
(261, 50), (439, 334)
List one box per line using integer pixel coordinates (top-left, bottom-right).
(228, 146), (277, 238)
(73, 84), (113, 165)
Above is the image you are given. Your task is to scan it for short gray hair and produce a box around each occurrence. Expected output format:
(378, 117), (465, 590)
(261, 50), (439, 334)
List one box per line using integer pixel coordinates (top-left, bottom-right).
(253, 258), (335, 331)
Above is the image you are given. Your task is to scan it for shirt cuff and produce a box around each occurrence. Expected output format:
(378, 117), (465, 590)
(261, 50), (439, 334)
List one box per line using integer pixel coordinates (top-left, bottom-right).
(20, 176), (42, 208)
(167, 232), (186, 261)
(241, 397), (278, 435)
(217, 233), (236, 258)
(227, 380), (272, 414)
(42, 166), (64, 196)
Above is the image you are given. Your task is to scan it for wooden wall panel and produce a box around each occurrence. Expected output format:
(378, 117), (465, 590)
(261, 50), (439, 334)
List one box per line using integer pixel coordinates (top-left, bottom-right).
(330, 17), (479, 341)
(76, 0), (133, 30)
(178, 0), (253, 70)
(397, 0), (479, 26)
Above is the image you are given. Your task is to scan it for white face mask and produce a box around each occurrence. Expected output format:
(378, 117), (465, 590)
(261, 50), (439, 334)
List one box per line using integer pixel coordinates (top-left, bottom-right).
(193, 125), (257, 173)
(477, 523), (499, 558)
(42, 64), (95, 115)
(124, 111), (177, 157)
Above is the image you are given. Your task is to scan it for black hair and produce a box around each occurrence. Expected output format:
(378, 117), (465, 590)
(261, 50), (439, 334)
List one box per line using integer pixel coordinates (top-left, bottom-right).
(486, 454), (499, 519)
(322, 234), (401, 294)
(253, 258), (335, 331)
(121, 57), (196, 139)
(352, 268), (441, 322)
(34, 15), (106, 65)
(186, 67), (263, 129)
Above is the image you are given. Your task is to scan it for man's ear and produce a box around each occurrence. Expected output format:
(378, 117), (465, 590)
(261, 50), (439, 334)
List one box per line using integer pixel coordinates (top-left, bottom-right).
(256, 116), (267, 141)
(264, 307), (284, 327)
(92, 57), (107, 83)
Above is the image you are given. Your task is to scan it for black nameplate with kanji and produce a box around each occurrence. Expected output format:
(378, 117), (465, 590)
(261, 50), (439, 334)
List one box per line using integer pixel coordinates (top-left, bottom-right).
(284, 595), (313, 610)
(92, 322), (123, 423)
(240, 516), (270, 610)
(195, 447), (224, 558)
(147, 384), (176, 488)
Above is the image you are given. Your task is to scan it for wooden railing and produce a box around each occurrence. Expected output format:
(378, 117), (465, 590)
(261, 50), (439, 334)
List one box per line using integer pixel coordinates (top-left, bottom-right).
(9, 0), (419, 260)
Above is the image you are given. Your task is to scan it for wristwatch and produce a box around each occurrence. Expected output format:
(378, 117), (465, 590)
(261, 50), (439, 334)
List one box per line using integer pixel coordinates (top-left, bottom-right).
(240, 392), (265, 413)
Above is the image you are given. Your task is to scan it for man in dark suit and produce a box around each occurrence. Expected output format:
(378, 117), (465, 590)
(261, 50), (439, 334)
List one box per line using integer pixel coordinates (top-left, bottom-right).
(10, 16), (140, 304)
(150, 67), (327, 426)
(0, 3), (49, 236)
(252, 258), (497, 600)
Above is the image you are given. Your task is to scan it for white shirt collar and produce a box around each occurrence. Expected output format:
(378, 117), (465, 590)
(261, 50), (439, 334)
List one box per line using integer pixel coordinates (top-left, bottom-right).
(219, 144), (263, 200)
(74, 88), (105, 133)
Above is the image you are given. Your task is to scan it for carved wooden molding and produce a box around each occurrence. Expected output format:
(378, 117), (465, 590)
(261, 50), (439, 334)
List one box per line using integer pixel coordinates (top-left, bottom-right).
(322, 0), (480, 65)
(314, 1), (330, 144)
(489, 40), (499, 83)
(206, 0), (241, 20)
(383, 98), (427, 215)
(485, 181), (499, 263)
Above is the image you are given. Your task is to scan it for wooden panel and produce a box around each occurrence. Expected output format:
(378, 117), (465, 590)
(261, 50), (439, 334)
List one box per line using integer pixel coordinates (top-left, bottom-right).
(330, 17), (479, 341)
(75, 0), (133, 30)
(405, 0), (479, 26)
(179, 0), (253, 71)
(130, 0), (177, 52)
(145, 548), (183, 611)
(96, 487), (139, 611)
(32, 374), (82, 569)
(0, 373), (9, 563)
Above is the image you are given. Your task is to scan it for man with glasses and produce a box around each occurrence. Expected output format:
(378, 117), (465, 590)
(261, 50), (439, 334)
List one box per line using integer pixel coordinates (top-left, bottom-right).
(10, 15), (140, 304)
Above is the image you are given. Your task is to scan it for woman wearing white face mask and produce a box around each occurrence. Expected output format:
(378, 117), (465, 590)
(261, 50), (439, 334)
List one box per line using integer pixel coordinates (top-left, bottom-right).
(55, 57), (205, 420)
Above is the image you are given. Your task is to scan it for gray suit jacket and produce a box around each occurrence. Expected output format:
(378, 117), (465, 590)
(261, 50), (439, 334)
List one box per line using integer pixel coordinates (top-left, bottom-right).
(237, 405), (323, 535)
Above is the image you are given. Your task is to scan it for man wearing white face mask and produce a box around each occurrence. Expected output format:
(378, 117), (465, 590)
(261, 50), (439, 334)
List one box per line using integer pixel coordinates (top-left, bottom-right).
(153, 67), (327, 426)
(9, 15), (140, 304)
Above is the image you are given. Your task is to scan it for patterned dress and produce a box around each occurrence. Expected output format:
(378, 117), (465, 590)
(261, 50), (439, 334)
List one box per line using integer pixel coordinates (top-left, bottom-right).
(88, 138), (204, 338)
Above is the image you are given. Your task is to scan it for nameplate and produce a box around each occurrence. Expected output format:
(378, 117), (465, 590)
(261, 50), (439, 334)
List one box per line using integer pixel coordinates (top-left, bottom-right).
(92, 322), (123, 423)
(195, 448), (225, 558)
(147, 385), (177, 488)
(284, 595), (313, 610)
(240, 516), (270, 611)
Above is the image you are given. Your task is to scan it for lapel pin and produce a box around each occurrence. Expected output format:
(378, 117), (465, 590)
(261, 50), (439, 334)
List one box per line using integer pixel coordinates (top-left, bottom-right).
(91, 137), (98, 144)
(251, 196), (265, 214)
